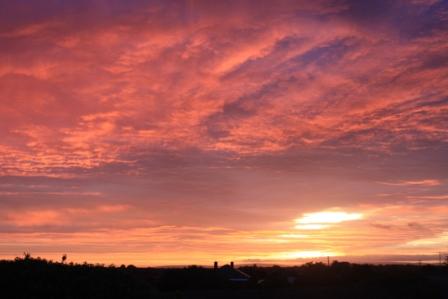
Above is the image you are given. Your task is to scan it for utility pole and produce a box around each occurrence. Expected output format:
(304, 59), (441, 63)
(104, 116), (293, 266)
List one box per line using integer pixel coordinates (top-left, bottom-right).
(327, 256), (330, 266)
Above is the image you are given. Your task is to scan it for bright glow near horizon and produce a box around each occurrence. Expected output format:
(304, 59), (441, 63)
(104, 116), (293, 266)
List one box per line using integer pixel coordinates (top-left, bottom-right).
(296, 211), (363, 224)
(295, 211), (363, 230)
(276, 251), (341, 259)
(295, 224), (330, 230)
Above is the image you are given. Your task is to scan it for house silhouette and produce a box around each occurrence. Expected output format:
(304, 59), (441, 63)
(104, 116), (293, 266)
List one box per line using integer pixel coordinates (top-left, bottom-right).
(214, 261), (250, 282)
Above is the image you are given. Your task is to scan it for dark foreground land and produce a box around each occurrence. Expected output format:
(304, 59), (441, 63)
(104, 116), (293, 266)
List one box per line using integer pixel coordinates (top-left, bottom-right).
(1, 257), (448, 299)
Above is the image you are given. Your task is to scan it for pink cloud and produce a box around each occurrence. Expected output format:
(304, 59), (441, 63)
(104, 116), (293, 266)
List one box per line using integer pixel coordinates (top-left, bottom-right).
(379, 179), (442, 187)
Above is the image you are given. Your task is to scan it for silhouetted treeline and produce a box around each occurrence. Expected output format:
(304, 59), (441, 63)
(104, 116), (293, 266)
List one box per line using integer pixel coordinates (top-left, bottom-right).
(0, 255), (158, 299)
(1, 255), (448, 299)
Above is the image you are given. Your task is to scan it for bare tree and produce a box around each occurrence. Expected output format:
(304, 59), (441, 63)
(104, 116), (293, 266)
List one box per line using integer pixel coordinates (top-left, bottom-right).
(23, 252), (31, 260)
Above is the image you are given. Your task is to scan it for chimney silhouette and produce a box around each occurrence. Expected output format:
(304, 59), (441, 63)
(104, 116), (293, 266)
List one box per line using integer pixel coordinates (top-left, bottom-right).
(230, 261), (234, 269)
(214, 261), (218, 269)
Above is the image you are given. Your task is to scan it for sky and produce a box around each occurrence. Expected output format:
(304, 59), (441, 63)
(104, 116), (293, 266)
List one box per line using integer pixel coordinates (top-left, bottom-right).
(0, 0), (448, 266)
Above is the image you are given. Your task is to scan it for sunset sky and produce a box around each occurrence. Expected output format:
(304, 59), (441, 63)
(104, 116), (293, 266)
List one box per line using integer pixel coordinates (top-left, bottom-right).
(1, 0), (448, 266)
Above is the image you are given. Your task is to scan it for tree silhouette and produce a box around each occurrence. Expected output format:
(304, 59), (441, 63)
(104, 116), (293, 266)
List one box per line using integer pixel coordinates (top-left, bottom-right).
(23, 252), (31, 260)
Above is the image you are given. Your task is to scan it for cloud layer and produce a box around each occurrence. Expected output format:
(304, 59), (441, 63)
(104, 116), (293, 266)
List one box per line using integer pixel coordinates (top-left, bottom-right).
(0, 0), (447, 265)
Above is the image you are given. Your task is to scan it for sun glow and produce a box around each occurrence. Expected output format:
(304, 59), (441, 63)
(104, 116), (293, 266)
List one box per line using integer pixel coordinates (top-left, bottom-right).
(295, 211), (363, 230)
(276, 250), (341, 259)
(295, 224), (330, 230)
